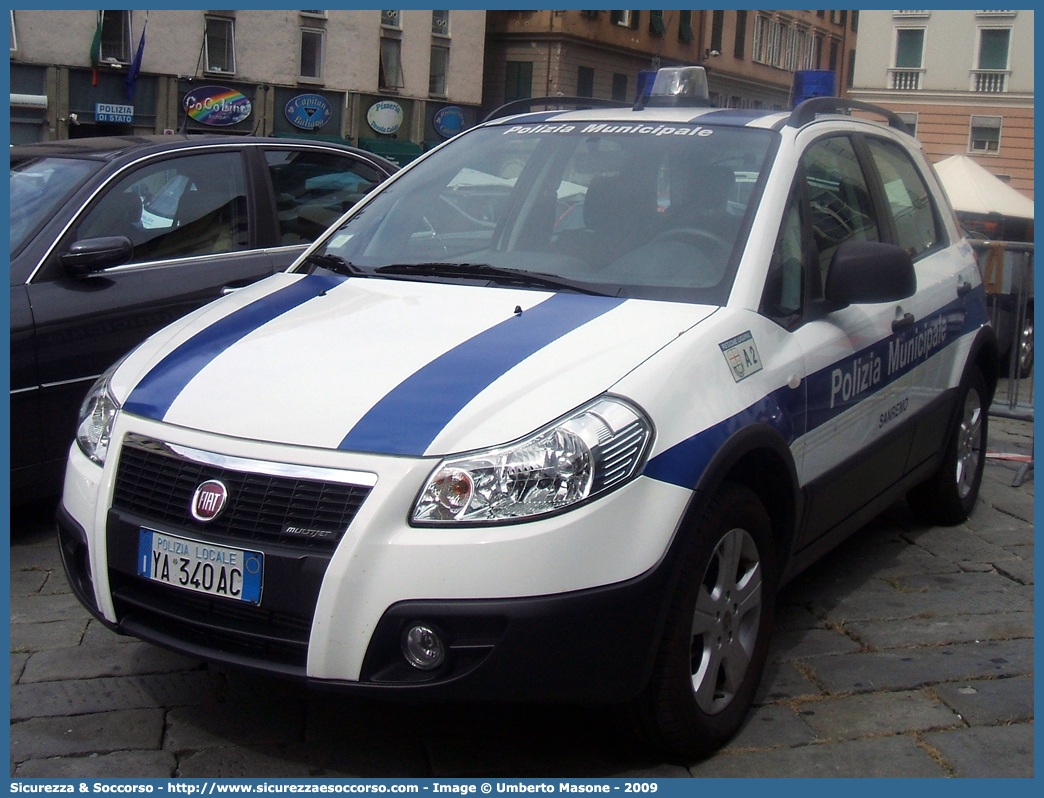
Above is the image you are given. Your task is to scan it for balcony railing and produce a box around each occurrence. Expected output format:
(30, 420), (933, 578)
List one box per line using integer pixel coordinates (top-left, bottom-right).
(889, 68), (923, 90)
(972, 70), (1009, 92)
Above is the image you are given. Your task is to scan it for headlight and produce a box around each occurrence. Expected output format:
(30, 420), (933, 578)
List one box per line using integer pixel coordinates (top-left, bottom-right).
(412, 396), (652, 525)
(76, 362), (123, 465)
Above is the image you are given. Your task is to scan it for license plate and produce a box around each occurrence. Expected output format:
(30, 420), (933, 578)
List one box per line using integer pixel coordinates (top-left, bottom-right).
(137, 529), (263, 604)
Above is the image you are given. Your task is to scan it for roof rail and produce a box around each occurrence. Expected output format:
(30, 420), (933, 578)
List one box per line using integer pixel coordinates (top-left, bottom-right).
(481, 96), (631, 124)
(786, 96), (909, 134)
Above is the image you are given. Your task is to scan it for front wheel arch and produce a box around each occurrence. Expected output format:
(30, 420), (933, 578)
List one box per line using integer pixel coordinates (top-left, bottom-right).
(627, 482), (778, 759)
(687, 423), (801, 581)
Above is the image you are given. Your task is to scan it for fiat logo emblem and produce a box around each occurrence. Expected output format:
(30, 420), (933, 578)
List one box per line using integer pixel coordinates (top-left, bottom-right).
(191, 480), (228, 522)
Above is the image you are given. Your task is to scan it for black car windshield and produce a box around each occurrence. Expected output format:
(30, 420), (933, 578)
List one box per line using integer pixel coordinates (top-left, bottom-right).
(299, 122), (776, 304)
(10, 156), (102, 256)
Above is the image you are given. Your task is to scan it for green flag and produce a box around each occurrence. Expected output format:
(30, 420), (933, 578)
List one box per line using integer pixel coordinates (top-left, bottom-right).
(89, 12), (102, 66)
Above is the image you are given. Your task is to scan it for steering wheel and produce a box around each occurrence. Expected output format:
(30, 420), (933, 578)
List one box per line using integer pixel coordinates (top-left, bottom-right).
(652, 226), (732, 256)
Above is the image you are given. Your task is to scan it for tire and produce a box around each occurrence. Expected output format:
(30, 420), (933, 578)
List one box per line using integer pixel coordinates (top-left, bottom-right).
(907, 367), (988, 526)
(999, 302), (1033, 379)
(629, 482), (777, 760)
(1012, 309), (1033, 378)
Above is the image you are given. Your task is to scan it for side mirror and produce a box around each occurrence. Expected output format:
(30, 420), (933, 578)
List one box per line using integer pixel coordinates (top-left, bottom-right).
(824, 240), (916, 306)
(60, 236), (135, 278)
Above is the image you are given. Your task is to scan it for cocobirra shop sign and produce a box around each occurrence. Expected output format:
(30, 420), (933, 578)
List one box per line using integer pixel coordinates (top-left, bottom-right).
(184, 86), (252, 126)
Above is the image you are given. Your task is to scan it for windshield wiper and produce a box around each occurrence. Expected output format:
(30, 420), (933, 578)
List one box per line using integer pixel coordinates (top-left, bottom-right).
(374, 262), (609, 296)
(301, 252), (369, 277)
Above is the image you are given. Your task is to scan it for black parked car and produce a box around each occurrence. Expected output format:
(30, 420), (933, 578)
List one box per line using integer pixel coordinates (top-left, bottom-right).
(11, 135), (396, 501)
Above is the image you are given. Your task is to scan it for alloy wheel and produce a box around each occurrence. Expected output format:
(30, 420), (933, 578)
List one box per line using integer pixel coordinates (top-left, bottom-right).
(690, 526), (762, 715)
(955, 388), (984, 499)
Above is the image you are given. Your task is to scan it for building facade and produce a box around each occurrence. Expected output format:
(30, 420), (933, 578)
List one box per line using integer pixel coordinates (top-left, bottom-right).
(481, 10), (857, 116)
(9, 9), (486, 163)
(849, 9), (1033, 199)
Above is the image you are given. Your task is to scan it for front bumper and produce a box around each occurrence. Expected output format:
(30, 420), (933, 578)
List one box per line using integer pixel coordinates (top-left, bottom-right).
(60, 498), (679, 702)
(59, 419), (692, 703)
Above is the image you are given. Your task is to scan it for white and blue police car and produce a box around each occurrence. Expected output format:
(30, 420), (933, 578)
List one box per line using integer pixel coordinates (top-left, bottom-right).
(60, 68), (998, 758)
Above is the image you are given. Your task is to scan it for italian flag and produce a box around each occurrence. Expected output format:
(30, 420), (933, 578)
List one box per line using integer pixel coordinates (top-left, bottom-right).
(89, 12), (103, 85)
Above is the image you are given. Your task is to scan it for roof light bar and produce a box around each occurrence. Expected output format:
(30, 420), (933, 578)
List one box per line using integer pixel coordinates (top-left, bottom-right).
(641, 67), (711, 108)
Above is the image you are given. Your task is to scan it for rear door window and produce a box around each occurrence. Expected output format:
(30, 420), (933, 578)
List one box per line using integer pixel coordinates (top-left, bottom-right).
(865, 137), (943, 258)
(264, 149), (386, 245)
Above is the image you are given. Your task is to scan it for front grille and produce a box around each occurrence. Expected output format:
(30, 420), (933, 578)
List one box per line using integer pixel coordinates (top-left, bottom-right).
(110, 572), (310, 669)
(112, 437), (372, 552)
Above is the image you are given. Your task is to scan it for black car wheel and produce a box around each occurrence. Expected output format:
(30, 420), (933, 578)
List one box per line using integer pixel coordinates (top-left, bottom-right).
(631, 483), (776, 760)
(907, 367), (988, 525)
(1013, 308), (1033, 377)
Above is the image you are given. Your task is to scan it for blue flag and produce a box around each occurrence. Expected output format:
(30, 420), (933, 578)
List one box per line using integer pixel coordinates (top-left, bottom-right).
(124, 18), (147, 100)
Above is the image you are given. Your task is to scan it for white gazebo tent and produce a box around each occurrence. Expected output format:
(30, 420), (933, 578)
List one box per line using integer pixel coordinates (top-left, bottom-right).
(933, 154), (1034, 220)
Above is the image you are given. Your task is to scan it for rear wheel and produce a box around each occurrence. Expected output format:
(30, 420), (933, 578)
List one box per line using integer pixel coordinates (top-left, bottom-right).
(1012, 308), (1033, 377)
(631, 483), (777, 759)
(907, 367), (988, 525)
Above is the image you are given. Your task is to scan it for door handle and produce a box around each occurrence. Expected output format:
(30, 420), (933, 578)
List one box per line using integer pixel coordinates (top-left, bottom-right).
(957, 281), (972, 297)
(892, 312), (916, 333)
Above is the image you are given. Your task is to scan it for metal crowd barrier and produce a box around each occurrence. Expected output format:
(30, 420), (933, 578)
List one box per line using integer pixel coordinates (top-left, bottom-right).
(970, 240), (1034, 486)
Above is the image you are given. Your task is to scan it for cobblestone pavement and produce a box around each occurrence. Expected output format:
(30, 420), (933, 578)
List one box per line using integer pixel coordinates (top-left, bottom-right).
(9, 417), (1033, 778)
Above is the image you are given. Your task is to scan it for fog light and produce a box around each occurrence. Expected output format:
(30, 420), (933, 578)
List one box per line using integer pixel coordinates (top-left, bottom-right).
(402, 624), (445, 671)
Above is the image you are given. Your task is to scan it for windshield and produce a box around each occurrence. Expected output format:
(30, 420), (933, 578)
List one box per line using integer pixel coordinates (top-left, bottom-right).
(10, 156), (101, 256)
(301, 122), (775, 303)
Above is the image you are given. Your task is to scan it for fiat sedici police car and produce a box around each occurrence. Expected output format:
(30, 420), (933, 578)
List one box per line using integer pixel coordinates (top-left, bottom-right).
(61, 68), (997, 758)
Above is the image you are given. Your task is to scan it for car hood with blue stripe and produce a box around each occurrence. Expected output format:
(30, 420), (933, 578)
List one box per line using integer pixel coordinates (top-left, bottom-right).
(117, 272), (715, 457)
